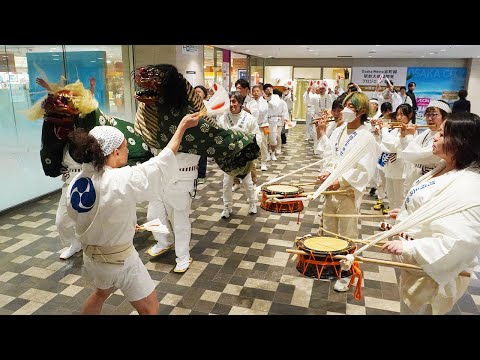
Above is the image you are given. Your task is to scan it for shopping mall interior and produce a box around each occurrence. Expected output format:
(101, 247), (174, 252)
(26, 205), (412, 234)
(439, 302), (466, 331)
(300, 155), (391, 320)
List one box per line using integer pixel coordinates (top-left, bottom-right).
(1, 45), (480, 315)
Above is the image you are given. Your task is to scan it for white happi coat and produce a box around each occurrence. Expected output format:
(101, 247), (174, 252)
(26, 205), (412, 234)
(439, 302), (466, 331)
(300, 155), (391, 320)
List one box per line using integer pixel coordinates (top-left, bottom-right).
(218, 109), (260, 143)
(316, 123), (379, 208)
(246, 97), (268, 127)
(380, 126), (413, 179)
(398, 129), (442, 191)
(394, 162), (480, 314)
(66, 148), (178, 247)
(312, 93), (333, 116)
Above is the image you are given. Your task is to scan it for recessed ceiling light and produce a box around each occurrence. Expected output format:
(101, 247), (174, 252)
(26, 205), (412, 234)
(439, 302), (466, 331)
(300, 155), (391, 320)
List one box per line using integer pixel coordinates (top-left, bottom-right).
(245, 50), (250, 52)
(440, 49), (446, 52)
(368, 55), (372, 58)
(421, 55), (425, 58)
(429, 52), (435, 55)
(229, 46), (235, 48)
(106, 60), (112, 64)
(375, 45), (382, 47)
(308, 49), (314, 52)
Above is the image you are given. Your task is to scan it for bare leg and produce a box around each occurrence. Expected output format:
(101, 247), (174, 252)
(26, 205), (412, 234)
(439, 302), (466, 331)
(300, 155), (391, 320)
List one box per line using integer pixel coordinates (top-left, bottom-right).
(130, 290), (159, 315)
(81, 287), (114, 315)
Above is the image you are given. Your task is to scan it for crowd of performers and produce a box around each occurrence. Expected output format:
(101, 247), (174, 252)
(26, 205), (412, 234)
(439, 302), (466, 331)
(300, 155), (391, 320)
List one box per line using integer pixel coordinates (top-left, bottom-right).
(30, 65), (480, 315)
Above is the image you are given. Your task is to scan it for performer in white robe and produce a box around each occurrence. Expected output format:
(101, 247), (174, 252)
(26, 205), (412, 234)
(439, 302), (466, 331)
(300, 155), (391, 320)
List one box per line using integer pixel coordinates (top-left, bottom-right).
(312, 85), (334, 154)
(399, 100), (451, 192)
(383, 112), (480, 314)
(249, 85), (269, 171)
(379, 104), (415, 211)
(66, 114), (199, 314)
(316, 92), (379, 292)
(218, 91), (261, 219)
(146, 150), (200, 273)
(264, 84), (284, 161)
(303, 86), (318, 141)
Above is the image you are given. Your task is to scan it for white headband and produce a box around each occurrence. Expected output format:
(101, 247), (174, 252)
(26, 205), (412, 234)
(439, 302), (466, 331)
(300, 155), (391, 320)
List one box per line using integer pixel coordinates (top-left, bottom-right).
(427, 100), (452, 114)
(369, 99), (379, 104)
(89, 126), (125, 156)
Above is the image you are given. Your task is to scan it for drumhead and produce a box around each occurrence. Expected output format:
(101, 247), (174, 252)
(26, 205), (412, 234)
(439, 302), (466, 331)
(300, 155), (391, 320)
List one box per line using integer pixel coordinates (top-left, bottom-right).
(303, 237), (349, 252)
(265, 184), (300, 194)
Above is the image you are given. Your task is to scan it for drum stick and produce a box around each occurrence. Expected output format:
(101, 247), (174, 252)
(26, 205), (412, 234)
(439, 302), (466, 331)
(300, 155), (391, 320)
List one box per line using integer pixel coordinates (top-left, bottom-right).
(320, 189), (354, 195)
(272, 196), (310, 203)
(290, 174), (321, 178)
(269, 190), (352, 202)
(255, 158), (325, 193)
(287, 249), (309, 256)
(290, 182), (320, 187)
(334, 255), (471, 277)
(265, 192), (314, 199)
(322, 213), (390, 218)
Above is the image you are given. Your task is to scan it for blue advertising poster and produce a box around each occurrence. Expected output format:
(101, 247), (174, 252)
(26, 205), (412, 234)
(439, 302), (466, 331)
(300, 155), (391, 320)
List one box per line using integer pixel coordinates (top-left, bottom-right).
(406, 67), (466, 124)
(26, 51), (108, 112)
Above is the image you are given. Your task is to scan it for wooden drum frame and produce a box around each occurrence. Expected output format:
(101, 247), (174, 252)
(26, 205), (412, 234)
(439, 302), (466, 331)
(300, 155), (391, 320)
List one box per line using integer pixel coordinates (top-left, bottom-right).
(294, 234), (356, 280)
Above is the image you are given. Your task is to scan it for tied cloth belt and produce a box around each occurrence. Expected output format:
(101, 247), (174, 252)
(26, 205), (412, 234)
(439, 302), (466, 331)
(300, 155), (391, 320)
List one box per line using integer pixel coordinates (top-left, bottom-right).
(415, 163), (435, 175)
(179, 165), (198, 172)
(268, 115), (281, 119)
(82, 243), (134, 265)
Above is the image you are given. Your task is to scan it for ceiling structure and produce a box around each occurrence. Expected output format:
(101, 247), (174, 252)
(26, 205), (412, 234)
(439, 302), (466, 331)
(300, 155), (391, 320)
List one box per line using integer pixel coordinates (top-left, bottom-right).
(213, 45), (480, 59)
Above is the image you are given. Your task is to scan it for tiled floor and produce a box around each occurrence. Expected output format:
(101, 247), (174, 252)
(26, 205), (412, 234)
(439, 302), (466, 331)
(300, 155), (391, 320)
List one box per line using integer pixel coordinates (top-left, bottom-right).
(1, 124), (479, 315)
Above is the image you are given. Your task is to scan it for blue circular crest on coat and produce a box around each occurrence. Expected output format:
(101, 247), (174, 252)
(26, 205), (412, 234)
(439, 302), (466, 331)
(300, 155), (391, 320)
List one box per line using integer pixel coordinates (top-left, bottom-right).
(70, 177), (96, 213)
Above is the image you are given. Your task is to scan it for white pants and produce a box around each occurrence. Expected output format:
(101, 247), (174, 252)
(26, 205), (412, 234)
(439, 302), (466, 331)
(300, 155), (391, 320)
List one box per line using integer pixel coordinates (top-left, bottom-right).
(276, 125), (283, 152)
(259, 130), (269, 164)
(377, 169), (386, 199)
(321, 193), (358, 239)
(147, 179), (194, 267)
(268, 121), (278, 148)
(305, 112), (314, 140)
(385, 177), (405, 210)
(56, 184), (80, 247)
(223, 172), (255, 209)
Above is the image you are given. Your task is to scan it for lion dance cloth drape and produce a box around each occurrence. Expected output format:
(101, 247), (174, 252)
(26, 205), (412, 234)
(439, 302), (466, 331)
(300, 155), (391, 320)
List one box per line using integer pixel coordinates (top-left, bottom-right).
(133, 67), (260, 178)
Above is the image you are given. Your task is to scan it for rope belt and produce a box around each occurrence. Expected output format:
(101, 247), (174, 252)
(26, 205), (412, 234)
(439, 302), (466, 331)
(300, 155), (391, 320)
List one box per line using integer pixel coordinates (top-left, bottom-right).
(179, 165), (198, 172)
(82, 243), (134, 265)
